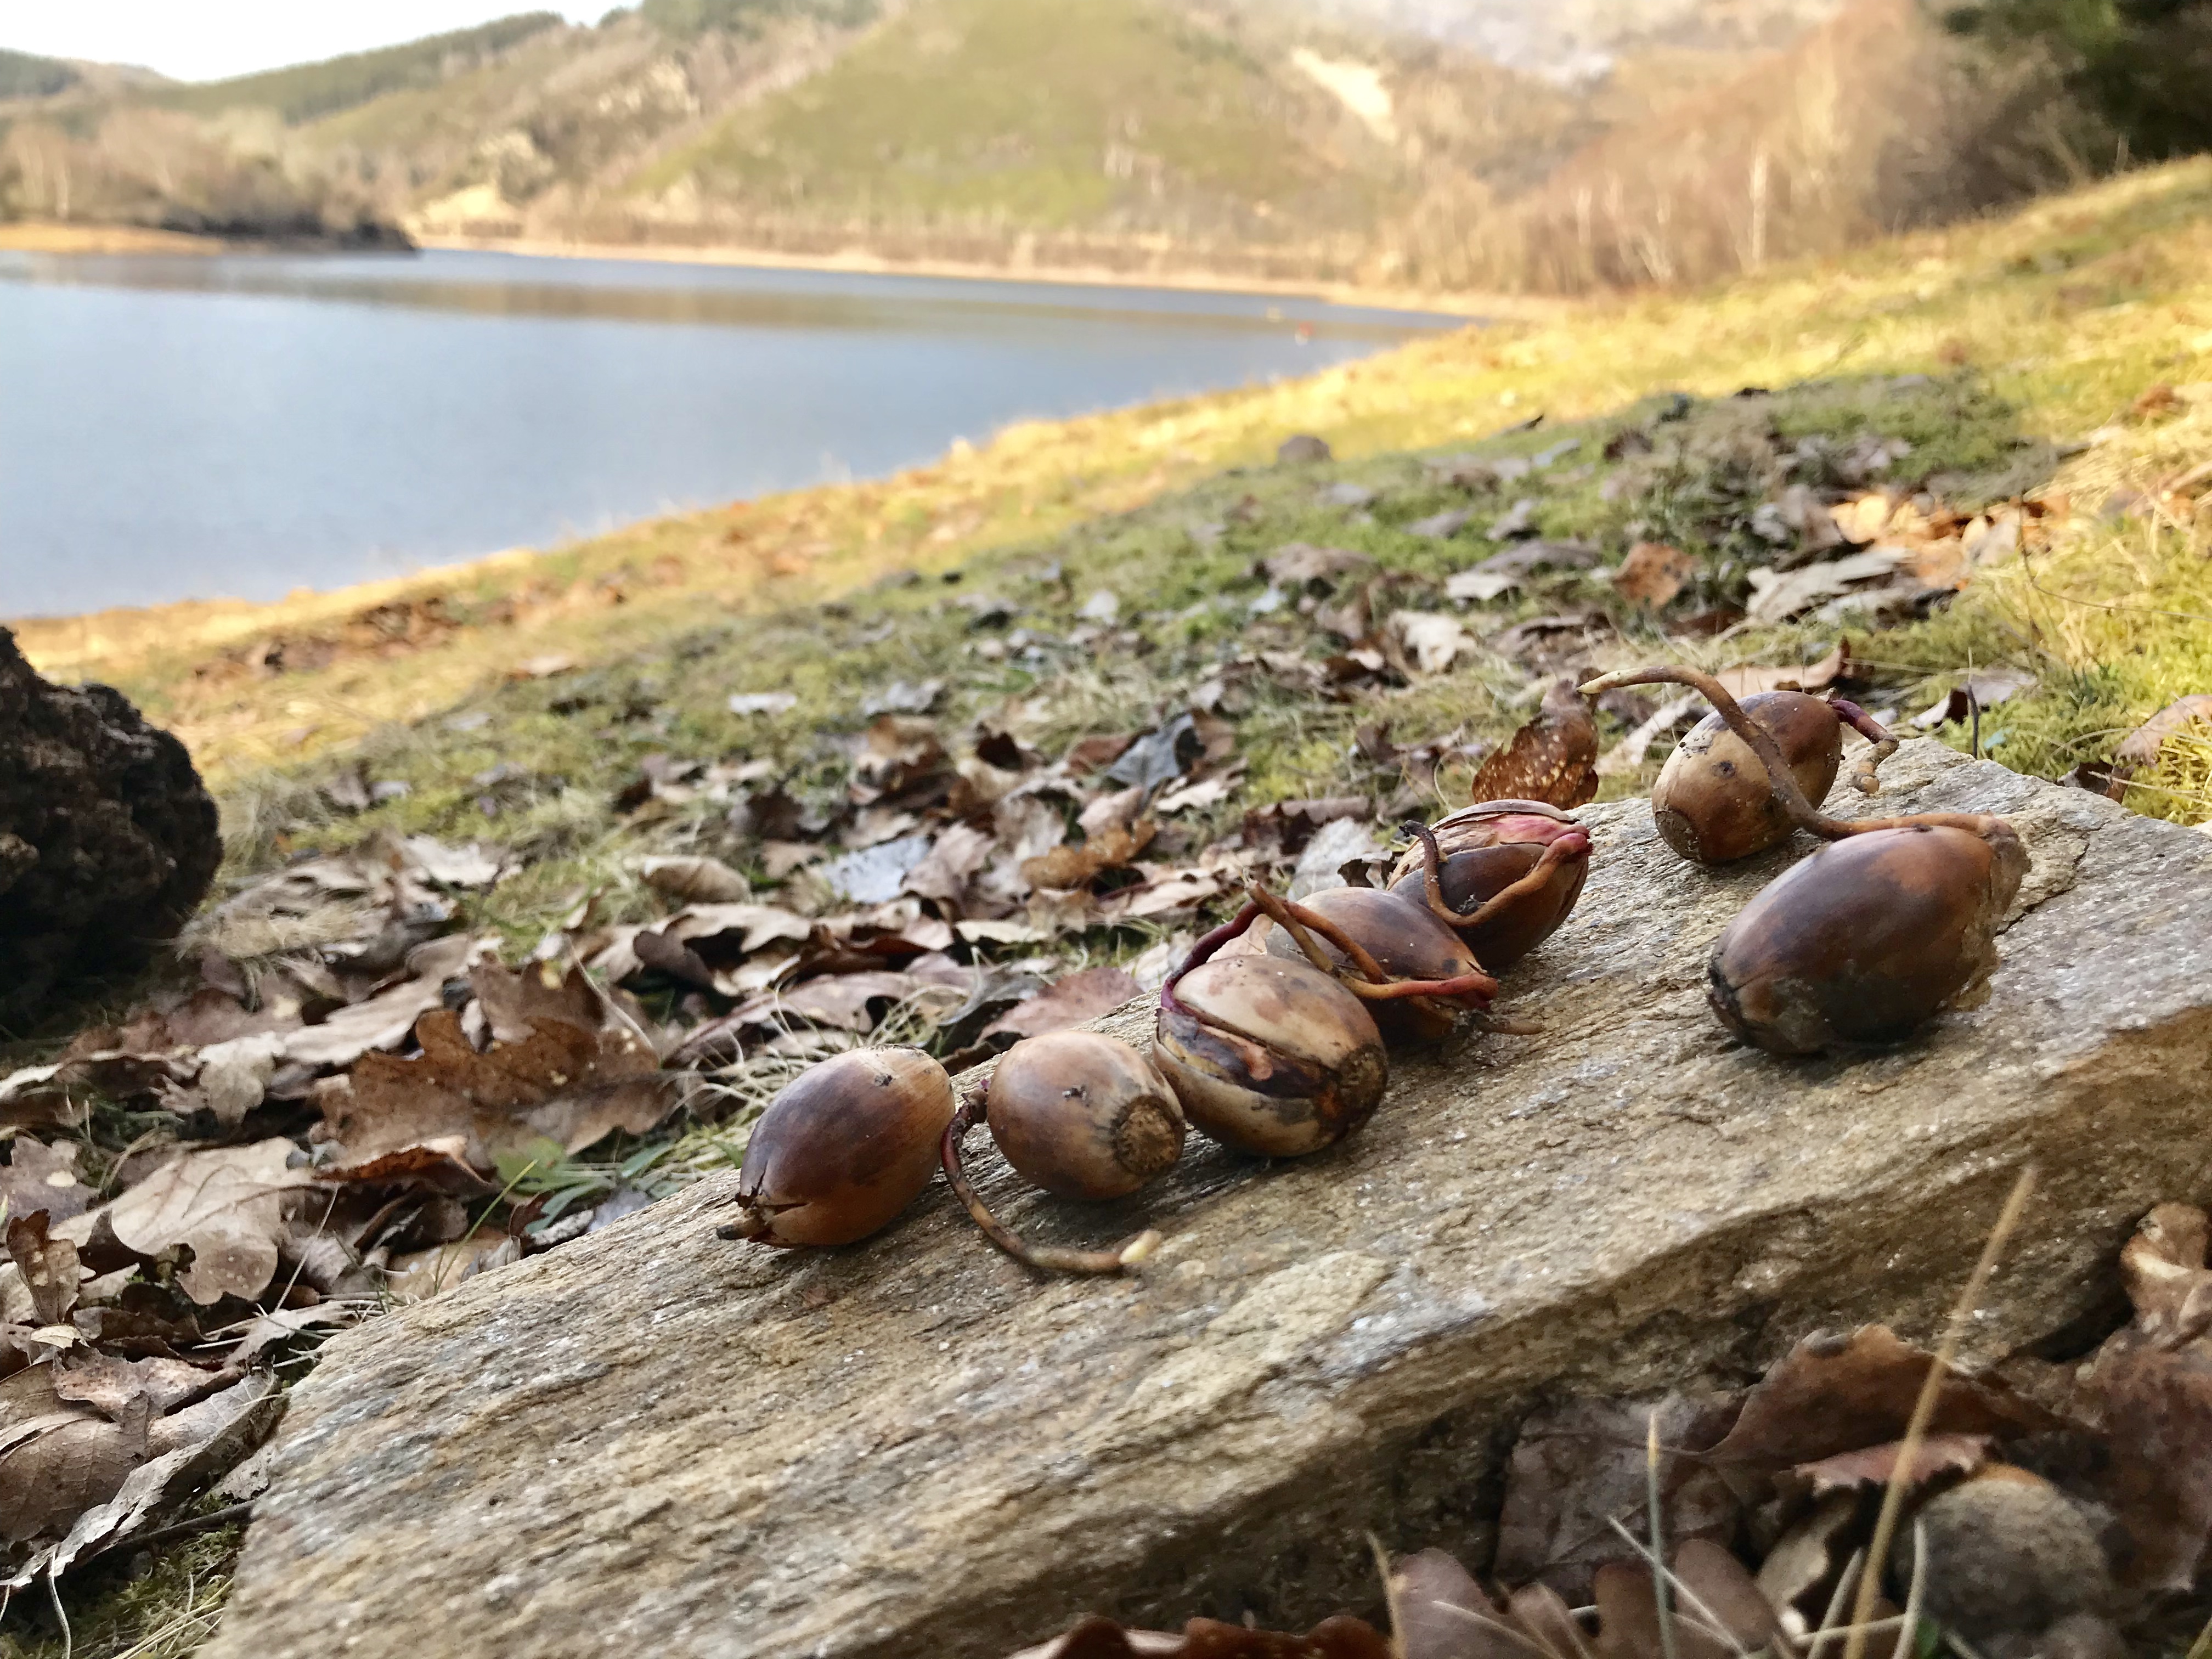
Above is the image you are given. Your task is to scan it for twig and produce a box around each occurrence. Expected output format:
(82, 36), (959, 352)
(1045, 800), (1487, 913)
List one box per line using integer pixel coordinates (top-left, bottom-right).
(1889, 1522), (1927, 1659)
(1842, 1167), (2036, 1659)
(1647, 1412), (1680, 1659)
(83, 1502), (255, 1564)
(47, 1568), (71, 1659)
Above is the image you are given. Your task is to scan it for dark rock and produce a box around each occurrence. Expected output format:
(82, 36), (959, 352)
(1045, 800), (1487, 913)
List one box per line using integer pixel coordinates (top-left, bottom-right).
(1277, 434), (1333, 465)
(0, 629), (220, 1023)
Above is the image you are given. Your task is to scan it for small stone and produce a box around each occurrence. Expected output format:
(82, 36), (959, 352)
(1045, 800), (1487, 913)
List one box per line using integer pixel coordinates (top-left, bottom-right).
(1889, 1468), (2111, 1644)
(1277, 433), (1333, 464)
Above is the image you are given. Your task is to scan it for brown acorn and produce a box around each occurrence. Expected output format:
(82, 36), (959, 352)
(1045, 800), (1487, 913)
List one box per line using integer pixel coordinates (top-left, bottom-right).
(1253, 884), (1496, 1042)
(1386, 801), (1592, 969)
(1708, 819), (2025, 1054)
(940, 1032), (1182, 1275)
(1580, 666), (2025, 1054)
(1154, 911), (1388, 1157)
(716, 1046), (954, 1248)
(1578, 666), (1900, 864)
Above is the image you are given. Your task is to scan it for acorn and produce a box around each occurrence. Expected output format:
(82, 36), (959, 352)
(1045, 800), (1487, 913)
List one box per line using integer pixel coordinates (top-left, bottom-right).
(940, 1032), (1182, 1275)
(1253, 884), (1497, 1042)
(716, 1046), (955, 1248)
(1386, 801), (1592, 969)
(1577, 666), (1899, 864)
(1709, 818), (2025, 1054)
(1153, 895), (1391, 1157)
(1578, 667), (2025, 1054)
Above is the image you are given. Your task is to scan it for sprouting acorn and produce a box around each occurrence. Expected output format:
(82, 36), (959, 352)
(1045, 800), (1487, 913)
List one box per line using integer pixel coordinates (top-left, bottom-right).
(716, 1046), (955, 1248)
(1579, 667), (2025, 1054)
(1153, 894), (1394, 1156)
(1578, 666), (1899, 864)
(1386, 801), (1593, 969)
(1252, 883), (1497, 1043)
(940, 1032), (1182, 1275)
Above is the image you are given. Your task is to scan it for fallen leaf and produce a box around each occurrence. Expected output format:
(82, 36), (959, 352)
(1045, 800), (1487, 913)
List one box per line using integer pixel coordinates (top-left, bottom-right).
(1286, 817), (1383, 900)
(53, 1353), (225, 1420)
(1494, 1391), (1743, 1602)
(982, 968), (1142, 1042)
(281, 934), (488, 1070)
(1611, 541), (1697, 609)
(1105, 714), (1205, 794)
(1389, 1549), (1516, 1659)
(0, 1137), (92, 1225)
(820, 835), (936, 906)
(1706, 1325), (2056, 1469)
(1911, 668), (2039, 730)
(321, 1010), (675, 1171)
(636, 855), (751, 905)
(1007, 1614), (1390, 1659)
(6, 1371), (283, 1587)
(904, 823), (999, 906)
(1444, 569), (1519, 604)
(1259, 544), (1375, 591)
(1466, 681), (1599, 809)
(1794, 1432), (1991, 1494)
(1711, 639), (1855, 699)
(7, 1210), (81, 1325)
(83, 1139), (309, 1306)
(729, 691), (799, 716)
(1392, 612), (1473, 675)
(2115, 694), (2212, 771)
(1744, 549), (1912, 624)
(851, 715), (950, 805)
(860, 679), (945, 716)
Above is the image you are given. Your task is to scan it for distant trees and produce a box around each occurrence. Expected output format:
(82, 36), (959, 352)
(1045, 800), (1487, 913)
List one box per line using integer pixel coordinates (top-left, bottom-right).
(0, 48), (80, 100)
(1943, 0), (2212, 159)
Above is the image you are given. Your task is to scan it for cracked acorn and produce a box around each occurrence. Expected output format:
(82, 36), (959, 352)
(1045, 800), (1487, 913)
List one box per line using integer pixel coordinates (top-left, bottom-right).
(1582, 665), (2026, 1055)
(1385, 801), (1592, 968)
(941, 1031), (1183, 1275)
(1578, 665), (1900, 864)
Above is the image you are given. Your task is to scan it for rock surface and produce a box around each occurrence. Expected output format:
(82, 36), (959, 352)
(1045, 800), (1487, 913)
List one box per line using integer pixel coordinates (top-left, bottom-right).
(206, 744), (2212, 1659)
(0, 629), (221, 1023)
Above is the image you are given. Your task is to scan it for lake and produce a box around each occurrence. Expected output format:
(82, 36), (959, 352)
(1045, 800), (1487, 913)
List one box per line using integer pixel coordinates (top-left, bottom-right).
(0, 249), (1457, 619)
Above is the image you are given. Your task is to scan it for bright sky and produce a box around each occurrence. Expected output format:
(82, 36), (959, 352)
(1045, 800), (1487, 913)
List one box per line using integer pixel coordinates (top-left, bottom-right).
(0, 2), (601, 83)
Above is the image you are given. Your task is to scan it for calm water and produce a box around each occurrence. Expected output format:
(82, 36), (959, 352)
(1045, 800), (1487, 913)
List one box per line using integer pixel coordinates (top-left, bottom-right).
(0, 250), (1456, 618)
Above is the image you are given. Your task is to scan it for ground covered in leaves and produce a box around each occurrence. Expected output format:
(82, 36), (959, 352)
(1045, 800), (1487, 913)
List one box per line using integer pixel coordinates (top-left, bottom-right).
(8, 164), (2212, 1658)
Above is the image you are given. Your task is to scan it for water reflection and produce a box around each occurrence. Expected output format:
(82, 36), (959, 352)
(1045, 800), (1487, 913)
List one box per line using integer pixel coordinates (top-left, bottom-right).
(1, 249), (1441, 341)
(1, 250), (1458, 617)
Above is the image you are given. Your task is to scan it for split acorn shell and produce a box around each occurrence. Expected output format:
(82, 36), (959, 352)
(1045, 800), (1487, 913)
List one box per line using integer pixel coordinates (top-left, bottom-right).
(1154, 954), (1387, 1157)
(1386, 801), (1590, 970)
(1652, 691), (1846, 865)
(986, 1031), (1186, 1200)
(1257, 885), (1488, 1042)
(1708, 821), (2028, 1054)
(723, 1046), (955, 1247)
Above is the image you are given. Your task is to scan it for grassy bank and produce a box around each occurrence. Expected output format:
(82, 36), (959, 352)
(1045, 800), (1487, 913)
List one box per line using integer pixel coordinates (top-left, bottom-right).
(19, 158), (2212, 804)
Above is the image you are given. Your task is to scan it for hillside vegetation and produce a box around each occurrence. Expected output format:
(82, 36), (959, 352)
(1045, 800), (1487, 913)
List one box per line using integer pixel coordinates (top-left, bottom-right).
(0, 0), (2108, 289)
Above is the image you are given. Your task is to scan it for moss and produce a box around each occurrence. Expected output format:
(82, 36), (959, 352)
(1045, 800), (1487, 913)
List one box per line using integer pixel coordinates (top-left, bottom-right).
(0, 1522), (244, 1659)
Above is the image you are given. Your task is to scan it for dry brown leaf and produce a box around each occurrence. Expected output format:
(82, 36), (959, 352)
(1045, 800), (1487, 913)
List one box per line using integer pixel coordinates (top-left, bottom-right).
(282, 933), (487, 1069)
(2081, 1203), (2212, 1589)
(982, 968), (1142, 1043)
(1707, 1325), (2056, 1470)
(1466, 680), (1599, 809)
(1710, 639), (1855, 699)
(1256, 543), (1375, 591)
(1494, 1392), (1742, 1603)
(83, 1138), (308, 1306)
(321, 1010), (674, 1171)
(635, 855), (751, 905)
(53, 1353), (225, 1420)
(7, 1210), (81, 1325)
(0, 1136), (91, 1225)
(851, 714), (949, 805)
(904, 822), (998, 906)
(1671, 1539), (1784, 1652)
(1611, 541), (1697, 610)
(1388, 1549), (1515, 1659)
(1795, 1432), (1991, 1495)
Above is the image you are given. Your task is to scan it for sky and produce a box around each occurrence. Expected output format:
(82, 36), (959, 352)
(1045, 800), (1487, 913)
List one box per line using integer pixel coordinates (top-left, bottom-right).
(0, 2), (601, 83)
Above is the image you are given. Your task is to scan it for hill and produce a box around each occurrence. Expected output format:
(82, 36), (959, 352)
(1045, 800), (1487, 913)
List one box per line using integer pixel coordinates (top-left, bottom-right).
(0, 0), (1841, 285)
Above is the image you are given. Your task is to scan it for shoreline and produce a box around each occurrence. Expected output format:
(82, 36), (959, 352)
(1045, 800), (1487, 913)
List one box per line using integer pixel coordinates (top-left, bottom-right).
(413, 233), (1557, 322)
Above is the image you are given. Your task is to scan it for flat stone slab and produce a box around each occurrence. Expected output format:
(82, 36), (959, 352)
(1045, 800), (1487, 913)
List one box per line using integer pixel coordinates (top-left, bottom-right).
(206, 743), (2212, 1659)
